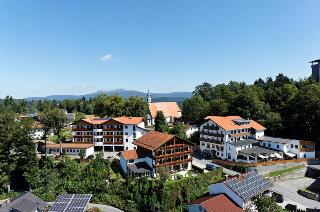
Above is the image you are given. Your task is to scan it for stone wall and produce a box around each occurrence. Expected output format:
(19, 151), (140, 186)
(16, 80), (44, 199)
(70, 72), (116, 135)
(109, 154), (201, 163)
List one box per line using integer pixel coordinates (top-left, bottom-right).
(267, 167), (307, 183)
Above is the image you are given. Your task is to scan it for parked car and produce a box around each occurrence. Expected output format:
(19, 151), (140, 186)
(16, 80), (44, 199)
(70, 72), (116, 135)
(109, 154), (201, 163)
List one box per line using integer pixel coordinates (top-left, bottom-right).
(272, 192), (284, 203)
(206, 163), (218, 171)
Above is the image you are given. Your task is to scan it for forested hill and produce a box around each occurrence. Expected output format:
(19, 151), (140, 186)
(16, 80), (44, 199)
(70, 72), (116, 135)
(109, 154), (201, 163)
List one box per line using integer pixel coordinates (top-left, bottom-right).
(25, 89), (192, 103)
(182, 74), (320, 142)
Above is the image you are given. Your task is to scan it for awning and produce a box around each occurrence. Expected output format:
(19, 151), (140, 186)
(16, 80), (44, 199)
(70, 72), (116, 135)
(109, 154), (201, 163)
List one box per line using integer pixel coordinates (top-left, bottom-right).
(274, 153), (283, 159)
(258, 155), (268, 159)
(285, 152), (296, 157)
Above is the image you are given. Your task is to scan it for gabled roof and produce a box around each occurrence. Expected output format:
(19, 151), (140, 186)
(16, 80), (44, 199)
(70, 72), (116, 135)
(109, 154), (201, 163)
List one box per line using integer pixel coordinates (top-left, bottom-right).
(149, 102), (181, 118)
(223, 172), (272, 201)
(82, 117), (111, 125)
(76, 117), (144, 125)
(120, 149), (139, 160)
(205, 116), (266, 131)
(133, 131), (175, 151)
(190, 194), (243, 212)
(113, 116), (144, 125)
(0, 192), (47, 212)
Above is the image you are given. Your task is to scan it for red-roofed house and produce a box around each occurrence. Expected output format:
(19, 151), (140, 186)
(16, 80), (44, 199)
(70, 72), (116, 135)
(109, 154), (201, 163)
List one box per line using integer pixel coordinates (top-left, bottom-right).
(119, 131), (193, 178)
(72, 117), (147, 152)
(187, 194), (243, 212)
(200, 116), (265, 160)
(146, 91), (181, 126)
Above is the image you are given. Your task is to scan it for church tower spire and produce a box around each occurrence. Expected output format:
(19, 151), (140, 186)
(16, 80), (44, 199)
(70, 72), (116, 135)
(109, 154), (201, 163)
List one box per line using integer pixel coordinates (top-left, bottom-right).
(147, 90), (152, 103)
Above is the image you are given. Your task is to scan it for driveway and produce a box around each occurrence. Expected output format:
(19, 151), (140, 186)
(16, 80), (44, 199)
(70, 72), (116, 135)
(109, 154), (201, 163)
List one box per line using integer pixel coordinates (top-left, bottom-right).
(192, 151), (239, 176)
(88, 203), (123, 212)
(271, 177), (320, 210)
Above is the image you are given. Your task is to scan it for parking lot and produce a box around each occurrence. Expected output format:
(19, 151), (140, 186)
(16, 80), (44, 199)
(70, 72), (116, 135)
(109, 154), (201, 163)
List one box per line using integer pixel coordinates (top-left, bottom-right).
(192, 150), (239, 175)
(271, 177), (320, 210)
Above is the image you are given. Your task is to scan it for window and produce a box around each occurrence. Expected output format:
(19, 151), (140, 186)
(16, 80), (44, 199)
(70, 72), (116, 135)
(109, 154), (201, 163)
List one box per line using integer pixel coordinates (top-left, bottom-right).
(268, 143), (271, 148)
(295, 145), (298, 149)
(133, 126), (136, 131)
(277, 145), (279, 149)
(125, 125), (128, 129)
(125, 132), (128, 135)
(202, 142), (205, 146)
(126, 139), (128, 142)
(126, 147), (128, 150)
(291, 144), (293, 148)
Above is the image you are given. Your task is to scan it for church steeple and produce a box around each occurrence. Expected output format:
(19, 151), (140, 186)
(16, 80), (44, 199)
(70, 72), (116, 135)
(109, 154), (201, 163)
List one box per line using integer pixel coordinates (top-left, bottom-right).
(147, 90), (152, 103)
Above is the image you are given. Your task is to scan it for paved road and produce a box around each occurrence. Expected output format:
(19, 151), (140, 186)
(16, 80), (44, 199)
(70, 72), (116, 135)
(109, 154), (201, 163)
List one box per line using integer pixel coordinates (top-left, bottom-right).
(48, 202), (123, 212)
(192, 152), (239, 175)
(271, 178), (320, 210)
(88, 203), (123, 212)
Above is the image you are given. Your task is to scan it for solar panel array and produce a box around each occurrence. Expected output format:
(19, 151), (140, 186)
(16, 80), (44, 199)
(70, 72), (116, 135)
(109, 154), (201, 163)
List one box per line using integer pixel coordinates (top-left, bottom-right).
(49, 194), (92, 212)
(224, 172), (272, 201)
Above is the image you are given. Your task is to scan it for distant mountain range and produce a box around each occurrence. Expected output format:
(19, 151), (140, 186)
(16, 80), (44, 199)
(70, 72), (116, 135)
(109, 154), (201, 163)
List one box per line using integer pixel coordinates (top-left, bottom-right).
(25, 89), (193, 103)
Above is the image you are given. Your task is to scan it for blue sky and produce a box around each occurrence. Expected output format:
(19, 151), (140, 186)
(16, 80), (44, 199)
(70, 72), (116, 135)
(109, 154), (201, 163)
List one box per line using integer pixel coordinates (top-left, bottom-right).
(0, 1), (320, 98)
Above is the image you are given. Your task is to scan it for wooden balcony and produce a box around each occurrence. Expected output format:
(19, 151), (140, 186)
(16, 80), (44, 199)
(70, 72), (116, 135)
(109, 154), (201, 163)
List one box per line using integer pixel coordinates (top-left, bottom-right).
(202, 125), (219, 130)
(72, 128), (92, 131)
(103, 128), (123, 131)
(103, 141), (123, 145)
(201, 131), (224, 137)
(156, 158), (192, 167)
(200, 138), (223, 144)
(300, 147), (315, 152)
(155, 150), (192, 159)
(229, 132), (250, 138)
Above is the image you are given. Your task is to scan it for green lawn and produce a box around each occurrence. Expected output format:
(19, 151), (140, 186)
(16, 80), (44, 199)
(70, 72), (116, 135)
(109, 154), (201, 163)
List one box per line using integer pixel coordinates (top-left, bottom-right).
(265, 165), (305, 177)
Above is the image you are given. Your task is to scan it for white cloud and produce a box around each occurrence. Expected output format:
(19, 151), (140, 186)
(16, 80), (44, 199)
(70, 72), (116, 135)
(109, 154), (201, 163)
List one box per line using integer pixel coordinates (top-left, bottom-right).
(100, 54), (112, 61)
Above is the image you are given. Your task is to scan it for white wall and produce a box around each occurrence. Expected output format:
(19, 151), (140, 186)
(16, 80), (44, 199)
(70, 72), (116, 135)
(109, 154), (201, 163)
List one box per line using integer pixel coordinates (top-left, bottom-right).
(208, 183), (244, 208)
(186, 126), (198, 138)
(46, 147), (94, 158)
(259, 141), (287, 152)
(254, 130), (264, 139)
(123, 124), (147, 151)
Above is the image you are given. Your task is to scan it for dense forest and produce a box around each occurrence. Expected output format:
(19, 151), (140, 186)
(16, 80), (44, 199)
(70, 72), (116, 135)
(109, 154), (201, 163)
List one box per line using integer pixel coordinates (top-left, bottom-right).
(182, 74), (320, 141)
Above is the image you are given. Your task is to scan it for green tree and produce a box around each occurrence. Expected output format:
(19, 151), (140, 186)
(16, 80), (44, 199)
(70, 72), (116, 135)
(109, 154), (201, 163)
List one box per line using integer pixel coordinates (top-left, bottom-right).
(182, 95), (209, 123)
(265, 112), (282, 136)
(169, 122), (187, 139)
(154, 111), (169, 132)
(79, 149), (86, 161)
(93, 94), (125, 117)
(255, 195), (285, 212)
(124, 96), (148, 117)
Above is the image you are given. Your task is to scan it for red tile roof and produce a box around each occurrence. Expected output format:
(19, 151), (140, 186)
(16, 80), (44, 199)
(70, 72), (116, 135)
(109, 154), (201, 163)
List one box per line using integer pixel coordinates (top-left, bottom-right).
(120, 150), (139, 160)
(149, 102), (181, 118)
(82, 118), (108, 125)
(79, 117), (143, 125)
(191, 194), (243, 212)
(46, 143), (94, 149)
(113, 116), (144, 125)
(205, 116), (266, 131)
(133, 131), (175, 151)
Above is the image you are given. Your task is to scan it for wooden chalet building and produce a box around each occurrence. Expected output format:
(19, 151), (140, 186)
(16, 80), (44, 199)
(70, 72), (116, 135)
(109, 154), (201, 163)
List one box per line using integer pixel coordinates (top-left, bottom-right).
(120, 131), (193, 178)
